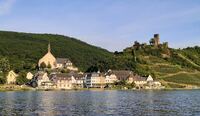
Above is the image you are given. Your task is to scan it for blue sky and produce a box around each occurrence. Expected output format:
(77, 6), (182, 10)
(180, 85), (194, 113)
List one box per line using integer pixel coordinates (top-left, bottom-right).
(0, 0), (200, 51)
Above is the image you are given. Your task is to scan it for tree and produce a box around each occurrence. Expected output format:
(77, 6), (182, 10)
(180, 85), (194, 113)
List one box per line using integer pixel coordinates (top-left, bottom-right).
(133, 41), (140, 50)
(0, 57), (10, 84)
(0, 77), (6, 84)
(16, 71), (29, 85)
(47, 63), (52, 69)
(0, 57), (10, 73)
(40, 62), (46, 69)
(131, 49), (137, 62)
(86, 65), (98, 72)
(149, 38), (155, 45)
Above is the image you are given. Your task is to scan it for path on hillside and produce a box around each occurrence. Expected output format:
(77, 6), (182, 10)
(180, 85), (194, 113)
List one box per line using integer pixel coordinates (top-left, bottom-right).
(160, 71), (199, 78)
(177, 53), (200, 68)
(161, 80), (198, 88)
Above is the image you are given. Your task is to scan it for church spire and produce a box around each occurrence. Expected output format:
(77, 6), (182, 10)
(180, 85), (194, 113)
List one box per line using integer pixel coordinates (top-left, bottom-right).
(48, 42), (51, 53)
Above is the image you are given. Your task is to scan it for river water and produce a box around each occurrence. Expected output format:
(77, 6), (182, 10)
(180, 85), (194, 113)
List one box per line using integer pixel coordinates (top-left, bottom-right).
(0, 90), (199, 116)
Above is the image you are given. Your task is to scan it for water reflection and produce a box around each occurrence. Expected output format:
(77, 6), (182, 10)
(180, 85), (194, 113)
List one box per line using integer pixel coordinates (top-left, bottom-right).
(0, 90), (199, 116)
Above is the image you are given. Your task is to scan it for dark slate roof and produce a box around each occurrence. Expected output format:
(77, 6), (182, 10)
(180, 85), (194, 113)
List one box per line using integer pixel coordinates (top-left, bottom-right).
(54, 73), (71, 81)
(68, 72), (84, 80)
(54, 72), (84, 80)
(129, 74), (146, 81)
(56, 73), (71, 78)
(56, 58), (71, 64)
(86, 72), (104, 78)
(108, 70), (133, 80)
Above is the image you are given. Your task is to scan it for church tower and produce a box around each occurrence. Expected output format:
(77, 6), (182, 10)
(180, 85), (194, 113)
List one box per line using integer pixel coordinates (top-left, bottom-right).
(48, 42), (51, 53)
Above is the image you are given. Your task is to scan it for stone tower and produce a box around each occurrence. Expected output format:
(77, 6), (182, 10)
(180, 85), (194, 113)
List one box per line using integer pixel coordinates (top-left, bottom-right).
(153, 34), (160, 46)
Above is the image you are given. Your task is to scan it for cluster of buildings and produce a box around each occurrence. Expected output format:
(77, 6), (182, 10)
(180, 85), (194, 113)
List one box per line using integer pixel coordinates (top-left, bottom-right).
(85, 70), (163, 89)
(28, 69), (162, 90)
(38, 43), (78, 71)
(5, 43), (163, 90)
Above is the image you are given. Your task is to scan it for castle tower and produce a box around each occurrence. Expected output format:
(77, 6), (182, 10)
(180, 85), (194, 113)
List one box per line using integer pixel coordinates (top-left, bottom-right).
(154, 34), (160, 46)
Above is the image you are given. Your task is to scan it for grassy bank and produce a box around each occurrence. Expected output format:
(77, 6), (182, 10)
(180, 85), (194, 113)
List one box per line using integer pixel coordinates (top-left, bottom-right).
(0, 85), (34, 92)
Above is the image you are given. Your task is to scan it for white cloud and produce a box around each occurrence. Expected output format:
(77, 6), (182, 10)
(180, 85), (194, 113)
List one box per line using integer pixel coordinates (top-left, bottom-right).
(0, 0), (16, 15)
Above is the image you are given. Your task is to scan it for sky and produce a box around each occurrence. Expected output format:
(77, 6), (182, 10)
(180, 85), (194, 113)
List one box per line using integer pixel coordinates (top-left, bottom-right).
(0, 0), (200, 51)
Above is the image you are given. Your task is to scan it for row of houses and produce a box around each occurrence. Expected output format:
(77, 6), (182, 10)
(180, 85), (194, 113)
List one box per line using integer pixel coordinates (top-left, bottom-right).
(5, 43), (163, 90)
(29, 71), (84, 89)
(85, 70), (162, 89)
(5, 69), (162, 89)
(28, 70), (162, 90)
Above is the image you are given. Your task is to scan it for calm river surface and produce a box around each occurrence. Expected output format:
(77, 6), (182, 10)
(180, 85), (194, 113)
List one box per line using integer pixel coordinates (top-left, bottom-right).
(0, 90), (199, 116)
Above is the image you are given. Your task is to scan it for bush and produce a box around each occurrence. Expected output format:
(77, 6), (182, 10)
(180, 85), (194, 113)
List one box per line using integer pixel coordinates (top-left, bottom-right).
(0, 77), (6, 84)
(16, 72), (29, 85)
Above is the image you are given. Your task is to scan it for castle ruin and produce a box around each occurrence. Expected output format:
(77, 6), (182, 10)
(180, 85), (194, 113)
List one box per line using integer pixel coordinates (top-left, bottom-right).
(150, 34), (160, 47)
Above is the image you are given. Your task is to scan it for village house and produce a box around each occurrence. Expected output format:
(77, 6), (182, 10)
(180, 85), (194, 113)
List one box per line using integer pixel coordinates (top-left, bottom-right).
(51, 72), (84, 89)
(56, 58), (78, 71)
(127, 74), (147, 85)
(85, 70), (135, 88)
(38, 43), (78, 71)
(71, 72), (84, 88)
(145, 75), (162, 89)
(6, 70), (18, 84)
(85, 72), (105, 88)
(52, 73), (73, 89)
(105, 70), (148, 87)
(128, 75), (163, 89)
(107, 70), (133, 81)
(56, 58), (72, 68)
(105, 73), (118, 84)
(32, 71), (55, 89)
(26, 72), (34, 80)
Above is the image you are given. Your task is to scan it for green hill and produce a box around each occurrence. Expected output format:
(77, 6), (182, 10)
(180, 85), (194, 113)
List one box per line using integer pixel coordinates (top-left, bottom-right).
(118, 41), (200, 88)
(0, 31), (112, 72)
(1, 31), (200, 88)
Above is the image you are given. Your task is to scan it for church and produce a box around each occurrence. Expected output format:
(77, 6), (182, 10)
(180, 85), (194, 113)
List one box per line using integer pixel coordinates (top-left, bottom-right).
(38, 43), (78, 71)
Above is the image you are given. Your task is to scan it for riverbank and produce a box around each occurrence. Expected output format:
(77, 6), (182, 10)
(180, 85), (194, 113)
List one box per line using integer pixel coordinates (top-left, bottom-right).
(0, 85), (35, 92)
(0, 84), (200, 92)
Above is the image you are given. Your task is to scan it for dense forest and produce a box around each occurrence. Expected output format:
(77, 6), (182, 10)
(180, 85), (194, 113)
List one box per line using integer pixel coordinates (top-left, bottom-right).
(0, 31), (113, 72)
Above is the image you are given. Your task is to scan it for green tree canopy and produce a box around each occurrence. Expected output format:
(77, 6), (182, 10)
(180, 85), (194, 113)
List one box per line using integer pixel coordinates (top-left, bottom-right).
(16, 71), (29, 85)
(40, 62), (46, 69)
(0, 57), (10, 73)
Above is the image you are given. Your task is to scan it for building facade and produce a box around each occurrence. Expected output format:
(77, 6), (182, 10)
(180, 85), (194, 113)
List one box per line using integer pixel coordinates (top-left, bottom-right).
(85, 72), (105, 88)
(51, 72), (84, 89)
(7, 70), (18, 84)
(26, 72), (34, 80)
(38, 43), (78, 71)
(38, 43), (57, 69)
